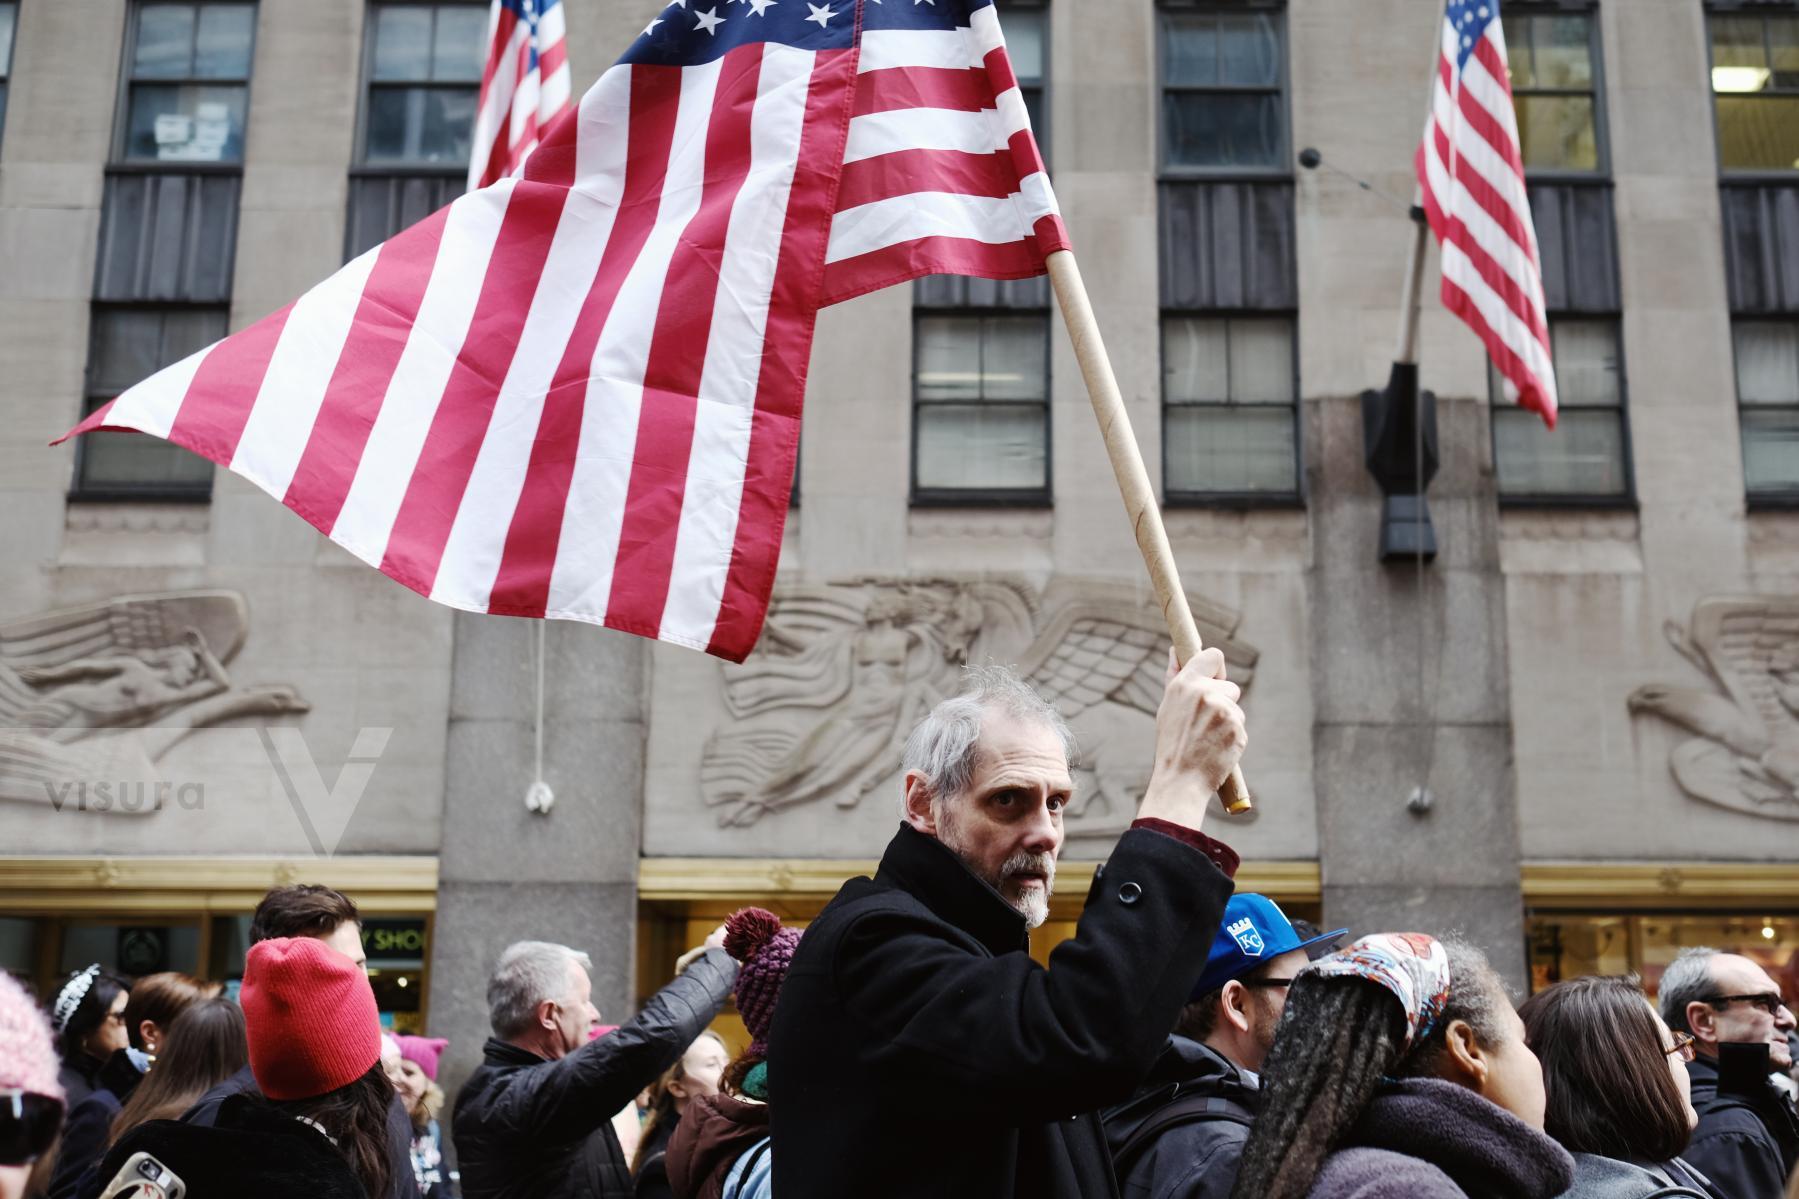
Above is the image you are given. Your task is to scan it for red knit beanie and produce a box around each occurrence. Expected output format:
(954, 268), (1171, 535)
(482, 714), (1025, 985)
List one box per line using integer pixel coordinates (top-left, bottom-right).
(241, 937), (381, 1101)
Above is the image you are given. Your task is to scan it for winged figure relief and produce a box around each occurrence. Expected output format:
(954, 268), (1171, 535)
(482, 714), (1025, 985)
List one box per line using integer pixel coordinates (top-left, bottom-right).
(0, 591), (308, 811)
(699, 579), (1256, 830)
(1627, 596), (1799, 822)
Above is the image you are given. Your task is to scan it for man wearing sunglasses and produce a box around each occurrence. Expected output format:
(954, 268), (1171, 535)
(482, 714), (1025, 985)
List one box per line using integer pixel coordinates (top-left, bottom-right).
(1660, 947), (1799, 1199)
(0, 972), (65, 1199)
(1102, 894), (1346, 1199)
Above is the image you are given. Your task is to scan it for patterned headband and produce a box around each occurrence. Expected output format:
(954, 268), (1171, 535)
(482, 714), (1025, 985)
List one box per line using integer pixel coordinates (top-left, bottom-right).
(51, 965), (102, 1035)
(1310, 933), (1452, 1051)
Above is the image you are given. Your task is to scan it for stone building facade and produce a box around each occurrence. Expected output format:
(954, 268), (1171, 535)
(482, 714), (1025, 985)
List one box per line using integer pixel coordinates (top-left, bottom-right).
(1, 0), (1795, 1096)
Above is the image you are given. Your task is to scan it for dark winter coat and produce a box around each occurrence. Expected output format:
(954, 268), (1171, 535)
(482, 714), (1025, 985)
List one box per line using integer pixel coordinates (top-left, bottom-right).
(766, 821), (1237, 1199)
(452, 948), (738, 1199)
(1306, 1077), (1574, 1199)
(97, 1093), (368, 1199)
(1557, 1152), (1719, 1199)
(49, 1049), (146, 1199)
(665, 1091), (769, 1199)
(1102, 1036), (1259, 1199)
(1682, 1053), (1799, 1199)
(182, 1064), (421, 1199)
(634, 1113), (677, 1199)
(56, 1054), (106, 1108)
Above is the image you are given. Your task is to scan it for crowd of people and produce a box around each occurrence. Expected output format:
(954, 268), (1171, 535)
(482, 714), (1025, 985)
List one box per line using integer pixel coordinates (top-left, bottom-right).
(1, 657), (1794, 1199)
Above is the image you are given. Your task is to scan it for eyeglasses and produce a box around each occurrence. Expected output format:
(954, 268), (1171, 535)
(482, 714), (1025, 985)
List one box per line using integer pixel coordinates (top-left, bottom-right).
(1704, 993), (1789, 1017)
(1241, 978), (1300, 990)
(0, 1089), (64, 1167)
(1664, 1031), (1697, 1062)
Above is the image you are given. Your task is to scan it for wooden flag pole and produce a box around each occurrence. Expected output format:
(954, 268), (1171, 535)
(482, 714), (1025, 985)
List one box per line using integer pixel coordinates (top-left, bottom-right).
(1045, 249), (1252, 816)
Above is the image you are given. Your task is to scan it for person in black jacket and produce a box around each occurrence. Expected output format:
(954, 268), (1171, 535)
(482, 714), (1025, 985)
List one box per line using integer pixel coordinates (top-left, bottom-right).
(1104, 893), (1344, 1199)
(453, 935), (739, 1199)
(1660, 948), (1799, 1199)
(766, 657), (1248, 1199)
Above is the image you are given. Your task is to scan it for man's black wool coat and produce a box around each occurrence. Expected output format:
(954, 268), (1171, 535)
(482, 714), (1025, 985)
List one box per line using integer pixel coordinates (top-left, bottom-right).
(767, 821), (1235, 1199)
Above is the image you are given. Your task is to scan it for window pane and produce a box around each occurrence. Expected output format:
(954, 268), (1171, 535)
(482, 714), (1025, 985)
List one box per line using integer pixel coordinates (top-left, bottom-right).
(1162, 92), (1281, 169)
(1774, 16), (1799, 89)
(1164, 318), (1229, 404)
(1501, 17), (1535, 89)
(1530, 16), (1592, 89)
(134, 4), (196, 79)
(90, 311), (167, 394)
(1735, 322), (1799, 406)
(124, 83), (247, 161)
(0, 4), (15, 72)
(915, 404), (1047, 491)
(194, 4), (255, 79)
(1716, 96), (1799, 170)
(0, 84), (8, 138)
(1551, 320), (1621, 407)
(1165, 406), (1296, 493)
(364, 85), (475, 164)
(1163, 15), (1218, 88)
(917, 316), (983, 402)
(1229, 319), (1293, 404)
(1216, 14), (1279, 88)
(1710, 15), (1768, 74)
(79, 426), (215, 490)
(373, 6), (433, 81)
(1741, 409), (1799, 494)
(1516, 95), (1597, 171)
(1001, 9), (1043, 84)
(980, 317), (1047, 402)
(1494, 407), (1627, 496)
(432, 5), (488, 83)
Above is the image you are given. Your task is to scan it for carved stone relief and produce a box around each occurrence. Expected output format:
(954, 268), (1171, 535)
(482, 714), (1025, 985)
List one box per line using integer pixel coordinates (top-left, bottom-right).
(700, 577), (1258, 839)
(0, 591), (308, 812)
(1628, 596), (1799, 822)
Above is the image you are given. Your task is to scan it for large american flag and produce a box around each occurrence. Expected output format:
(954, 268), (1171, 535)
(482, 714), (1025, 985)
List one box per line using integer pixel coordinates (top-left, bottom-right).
(57, 0), (1067, 663)
(469, 0), (573, 191)
(1416, 0), (1558, 426)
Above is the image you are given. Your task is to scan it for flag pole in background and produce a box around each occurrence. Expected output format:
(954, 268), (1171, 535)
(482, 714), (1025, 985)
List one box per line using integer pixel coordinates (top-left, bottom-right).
(1044, 251), (1253, 817)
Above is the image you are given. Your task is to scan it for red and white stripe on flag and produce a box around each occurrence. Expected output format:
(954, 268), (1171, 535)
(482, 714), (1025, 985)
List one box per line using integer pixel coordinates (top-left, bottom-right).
(469, 0), (573, 191)
(54, 0), (1067, 663)
(1416, 0), (1558, 427)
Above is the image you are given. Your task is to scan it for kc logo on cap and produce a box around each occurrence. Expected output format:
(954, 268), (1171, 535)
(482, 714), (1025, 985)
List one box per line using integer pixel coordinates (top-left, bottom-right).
(1228, 916), (1265, 957)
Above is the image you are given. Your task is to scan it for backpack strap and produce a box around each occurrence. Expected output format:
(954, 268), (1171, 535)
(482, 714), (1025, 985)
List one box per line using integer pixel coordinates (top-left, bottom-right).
(1111, 1093), (1254, 1181)
(728, 1138), (772, 1199)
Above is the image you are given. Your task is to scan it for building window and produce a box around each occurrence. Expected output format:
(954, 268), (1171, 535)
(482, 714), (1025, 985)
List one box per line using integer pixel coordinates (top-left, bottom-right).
(1001, 1), (1046, 151)
(360, 2), (485, 167)
(116, 2), (256, 164)
(1158, 6), (1286, 173)
(74, 306), (226, 497)
(1708, 9), (1799, 172)
(1735, 319), (1799, 498)
(0, 3), (16, 151)
(912, 312), (1051, 504)
(1162, 315), (1297, 497)
(1491, 318), (1629, 500)
(1502, 8), (1603, 173)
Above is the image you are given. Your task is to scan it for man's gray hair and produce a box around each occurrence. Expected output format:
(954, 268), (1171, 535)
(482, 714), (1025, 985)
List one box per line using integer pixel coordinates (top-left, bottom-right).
(487, 940), (593, 1038)
(900, 664), (1075, 807)
(1659, 947), (1719, 1034)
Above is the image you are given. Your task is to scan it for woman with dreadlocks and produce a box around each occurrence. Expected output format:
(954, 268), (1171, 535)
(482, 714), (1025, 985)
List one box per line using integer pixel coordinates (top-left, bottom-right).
(1229, 934), (1574, 1199)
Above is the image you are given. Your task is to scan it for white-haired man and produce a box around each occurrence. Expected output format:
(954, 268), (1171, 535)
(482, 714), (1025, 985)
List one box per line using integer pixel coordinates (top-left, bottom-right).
(453, 935), (737, 1199)
(768, 656), (1248, 1199)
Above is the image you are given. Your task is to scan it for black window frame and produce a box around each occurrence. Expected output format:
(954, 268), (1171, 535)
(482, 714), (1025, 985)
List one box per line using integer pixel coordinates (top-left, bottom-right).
(1500, 0), (1611, 180)
(909, 306), (1055, 509)
(1703, 1), (1799, 181)
(1489, 314), (1637, 507)
(109, 0), (259, 169)
(1158, 310), (1303, 507)
(353, 0), (486, 172)
(0, 1), (17, 154)
(1733, 316), (1799, 507)
(1156, 0), (1290, 181)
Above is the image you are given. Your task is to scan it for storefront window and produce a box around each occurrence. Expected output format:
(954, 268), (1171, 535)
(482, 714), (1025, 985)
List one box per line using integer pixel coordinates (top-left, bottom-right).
(1529, 912), (1799, 1000)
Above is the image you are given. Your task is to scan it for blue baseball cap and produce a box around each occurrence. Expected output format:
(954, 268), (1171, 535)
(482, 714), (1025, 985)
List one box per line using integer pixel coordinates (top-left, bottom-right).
(1191, 894), (1348, 999)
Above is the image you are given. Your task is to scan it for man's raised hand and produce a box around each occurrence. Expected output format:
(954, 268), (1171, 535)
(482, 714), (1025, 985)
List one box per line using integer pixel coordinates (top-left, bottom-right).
(1136, 647), (1246, 832)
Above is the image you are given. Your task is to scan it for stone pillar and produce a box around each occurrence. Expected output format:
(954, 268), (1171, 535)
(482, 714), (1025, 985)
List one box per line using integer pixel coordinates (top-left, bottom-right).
(428, 614), (647, 1102)
(1306, 392), (1528, 988)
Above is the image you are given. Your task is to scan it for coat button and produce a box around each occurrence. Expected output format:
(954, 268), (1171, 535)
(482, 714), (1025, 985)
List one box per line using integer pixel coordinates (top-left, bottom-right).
(1118, 882), (1142, 905)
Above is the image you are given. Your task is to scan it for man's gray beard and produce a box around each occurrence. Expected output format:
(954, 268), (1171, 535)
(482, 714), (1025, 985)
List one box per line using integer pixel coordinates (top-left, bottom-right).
(936, 805), (1056, 929)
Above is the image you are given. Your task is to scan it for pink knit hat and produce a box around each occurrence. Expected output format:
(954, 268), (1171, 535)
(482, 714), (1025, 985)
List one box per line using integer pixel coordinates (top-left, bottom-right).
(725, 908), (800, 1054)
(395, 1035), (448, 1082)
(0, 972), (62, 1101)
(241, 937), (382, 1101)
